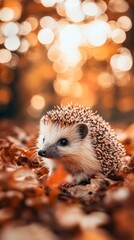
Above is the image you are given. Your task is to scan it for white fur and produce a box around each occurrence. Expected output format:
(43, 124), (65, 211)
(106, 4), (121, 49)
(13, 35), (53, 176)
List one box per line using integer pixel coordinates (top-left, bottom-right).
(37, 121), (101, 183)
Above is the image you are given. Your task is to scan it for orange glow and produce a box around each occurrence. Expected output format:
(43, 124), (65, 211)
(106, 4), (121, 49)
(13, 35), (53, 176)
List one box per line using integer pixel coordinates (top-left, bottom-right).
(0, 88), (12, 104)
(117, 98), (134, 112)
(27, 17), (38, 31)
(53, 61), (68, 73)
(18, 39), (30, 53)
(98, 72), (114, 88)
(56, 2), (66, 17)
(48, 45), (62, 62)
(108, 0), (129, 13)
(8, 53), (19, 68)
(57, 69), (83, 82)
(26, 33), (38, 47)
(19, 21), (32, 36)
(30, 95), (45, 110)
(61, 91), (96, 107)
(3, 1), (22, 21)
(0, 33), (5, 45)
(54, 79), (83, 97)
(0, 0), (133, 119)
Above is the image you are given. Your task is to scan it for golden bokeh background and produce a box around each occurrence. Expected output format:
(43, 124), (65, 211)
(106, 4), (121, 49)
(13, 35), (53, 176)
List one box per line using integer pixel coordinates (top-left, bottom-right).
(0, 0), (134, 123)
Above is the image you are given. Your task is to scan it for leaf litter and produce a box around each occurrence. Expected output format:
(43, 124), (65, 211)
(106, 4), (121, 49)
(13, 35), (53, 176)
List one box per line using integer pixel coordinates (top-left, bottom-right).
(0, 122), (134, 240)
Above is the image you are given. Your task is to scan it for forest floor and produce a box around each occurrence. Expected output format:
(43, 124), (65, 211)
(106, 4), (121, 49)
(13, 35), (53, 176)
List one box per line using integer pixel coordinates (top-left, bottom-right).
(0, 120), (134, 240)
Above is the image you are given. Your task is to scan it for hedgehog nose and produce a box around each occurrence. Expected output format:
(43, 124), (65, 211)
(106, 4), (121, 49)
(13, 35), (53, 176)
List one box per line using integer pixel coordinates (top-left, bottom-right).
(38, 150), (47, 157)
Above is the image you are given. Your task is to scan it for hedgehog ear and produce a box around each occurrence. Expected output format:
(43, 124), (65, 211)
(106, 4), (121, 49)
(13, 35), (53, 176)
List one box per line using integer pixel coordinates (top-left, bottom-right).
(76, 123), (88, 139)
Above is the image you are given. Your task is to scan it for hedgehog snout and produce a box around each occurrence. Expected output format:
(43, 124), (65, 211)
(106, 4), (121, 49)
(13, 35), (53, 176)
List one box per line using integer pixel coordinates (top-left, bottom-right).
(38, 144), (60, 159)
(38, 150), (47, 157)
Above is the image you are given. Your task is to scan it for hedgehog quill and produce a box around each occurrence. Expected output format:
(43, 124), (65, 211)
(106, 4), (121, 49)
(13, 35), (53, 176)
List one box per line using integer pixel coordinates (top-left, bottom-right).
(37, 104), (125, 183)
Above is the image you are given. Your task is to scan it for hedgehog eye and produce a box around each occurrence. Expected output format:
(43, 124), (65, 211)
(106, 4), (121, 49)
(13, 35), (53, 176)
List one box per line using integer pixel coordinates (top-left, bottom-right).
(43, 138), (45, 143)
(58, 138), (68, 147)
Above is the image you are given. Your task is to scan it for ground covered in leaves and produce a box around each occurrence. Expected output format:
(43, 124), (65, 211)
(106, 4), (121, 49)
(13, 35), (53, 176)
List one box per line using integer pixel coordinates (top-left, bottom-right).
(0, 120), (134, 240)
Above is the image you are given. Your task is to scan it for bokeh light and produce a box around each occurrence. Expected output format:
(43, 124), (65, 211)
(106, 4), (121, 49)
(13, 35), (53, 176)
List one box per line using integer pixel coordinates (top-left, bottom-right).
(60, 24), (82, 49)
(2, 22), (19, 37)
(82, 1), (101, 17)
(87, 20), (110, 46)
(41, 0), (57, 7)
(4, 36), (20, 51)
(0, 49), (12, 63)
(27, 17), (38, 31)
(97, 72), (114, 88)
(117, 16), (132, 32)
(65, 0), (85, 22)
(110, 53), (133, 72)
(38, 28), (54, 44)
(0, 8), (14, 22)
(0, 0), (133, 121)
(40, 16), (56, 29)
(18, 39), (30, 53)
(19, 21), (32, 36)
(30, 95), (45, 110)
(111, 28), (126, 44)
(108, 0), (129, 13)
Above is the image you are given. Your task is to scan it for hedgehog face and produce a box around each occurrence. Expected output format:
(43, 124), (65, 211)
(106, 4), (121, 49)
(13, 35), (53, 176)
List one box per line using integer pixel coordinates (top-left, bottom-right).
(37, 121), (89, 160)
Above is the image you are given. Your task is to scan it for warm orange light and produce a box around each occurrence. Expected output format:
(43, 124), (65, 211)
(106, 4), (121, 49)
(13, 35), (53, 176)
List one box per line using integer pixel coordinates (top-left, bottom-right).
(54, 79), (83, 97)
(56, 1), (66, 17)
(117, 98), (134, 112)
(48, 44), (61, 62)
(0, 88), (12, 104)
(53, 61), (68, 73)
(97, 72), (114, 88)
(30, 95), (45, 110)
(18, 39), (30, 53)
(19, 21), (32, 36)
(108, 0), (129, 13)
(8, 53), (19, 68)
(27, 17), (38, 31)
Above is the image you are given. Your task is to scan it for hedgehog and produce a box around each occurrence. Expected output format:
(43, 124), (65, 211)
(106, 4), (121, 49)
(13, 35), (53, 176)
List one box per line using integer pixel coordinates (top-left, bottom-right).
(37, 104), (126, 183)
